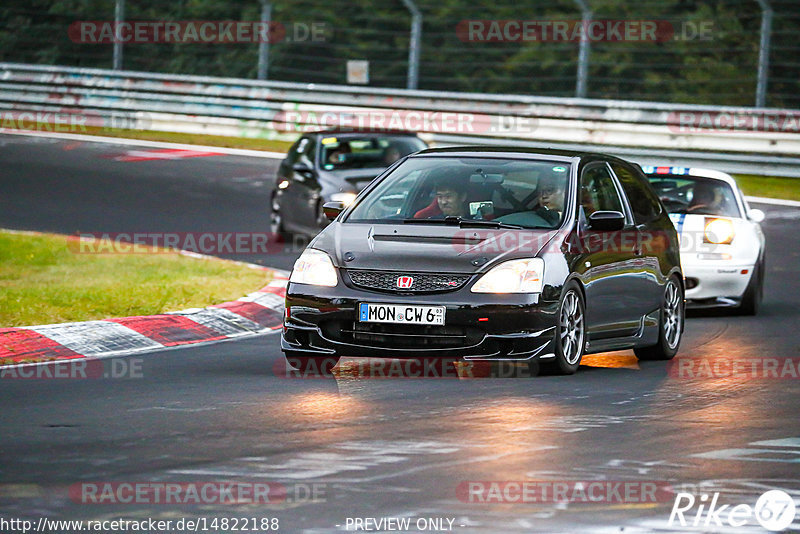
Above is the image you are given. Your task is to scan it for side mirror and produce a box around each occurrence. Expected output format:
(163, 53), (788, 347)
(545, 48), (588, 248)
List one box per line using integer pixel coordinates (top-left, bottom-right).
(588, 210), (625, 231)
(748, 208), (765, 223)
(293, 162), (313, 174)
(322, 201), (345, 221)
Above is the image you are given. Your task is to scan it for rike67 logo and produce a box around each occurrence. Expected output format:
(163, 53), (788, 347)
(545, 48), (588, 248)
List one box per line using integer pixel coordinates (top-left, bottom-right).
(669, 490), (796, 531)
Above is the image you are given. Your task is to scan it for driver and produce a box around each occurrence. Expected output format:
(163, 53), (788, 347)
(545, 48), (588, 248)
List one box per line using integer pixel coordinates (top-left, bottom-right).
(327, 141), (351, 164)
(382, 143), (402, 166)
(688, 181), (720, 214)
(433, 176), (469, 218)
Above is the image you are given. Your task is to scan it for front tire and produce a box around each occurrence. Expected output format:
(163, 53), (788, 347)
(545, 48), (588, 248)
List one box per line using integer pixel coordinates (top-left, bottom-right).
(315, 200), (330, 232)
(737, 261), (763, 316)
(545, 282), (586, 375)
(270, 193), (291, 240)
(635, 276), (684, 361)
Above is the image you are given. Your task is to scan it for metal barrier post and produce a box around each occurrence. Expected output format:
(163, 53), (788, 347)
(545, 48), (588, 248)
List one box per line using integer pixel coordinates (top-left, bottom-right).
(113, 0), (125, 70)
(755, 0), (772, 108)
(401, 0), (422, 90)
(258, 0), (272, 81)
(574, 0), (592, 99)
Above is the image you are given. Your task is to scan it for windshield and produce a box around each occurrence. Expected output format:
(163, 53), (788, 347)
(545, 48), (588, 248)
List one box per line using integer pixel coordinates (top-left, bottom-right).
(320, 135), (427, 171)
(645, 174), (741, 217)
(345, 156), (571, 229)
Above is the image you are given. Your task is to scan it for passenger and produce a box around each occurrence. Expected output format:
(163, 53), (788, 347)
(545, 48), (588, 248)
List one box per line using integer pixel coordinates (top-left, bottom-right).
(533, 174), (565, 224)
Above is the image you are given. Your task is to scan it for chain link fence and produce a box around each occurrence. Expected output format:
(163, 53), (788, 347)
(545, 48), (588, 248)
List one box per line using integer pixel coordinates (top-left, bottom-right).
(1, 0), (798, 108)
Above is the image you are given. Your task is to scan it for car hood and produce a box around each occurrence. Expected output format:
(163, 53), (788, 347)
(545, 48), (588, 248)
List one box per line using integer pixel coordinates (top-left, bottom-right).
(311, 222), (559, 273)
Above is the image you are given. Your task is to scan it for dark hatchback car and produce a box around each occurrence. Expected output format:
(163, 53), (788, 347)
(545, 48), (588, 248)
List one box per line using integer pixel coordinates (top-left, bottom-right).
(282, 147), (684, 375)
(270, 130), (428, 238)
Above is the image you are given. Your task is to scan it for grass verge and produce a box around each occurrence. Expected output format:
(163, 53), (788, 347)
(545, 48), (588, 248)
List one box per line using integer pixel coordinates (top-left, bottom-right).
(0, 230), (272, 327)
(732, 174), (800, 202)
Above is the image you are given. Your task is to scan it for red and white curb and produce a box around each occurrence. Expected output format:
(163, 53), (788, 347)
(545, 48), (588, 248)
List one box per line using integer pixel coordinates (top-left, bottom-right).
(0, 271), (289, 368)
(109, 148), (225, 162)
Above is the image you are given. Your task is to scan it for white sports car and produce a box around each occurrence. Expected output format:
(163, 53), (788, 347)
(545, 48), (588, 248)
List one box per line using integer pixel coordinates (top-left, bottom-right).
(642, 166), (766, 315)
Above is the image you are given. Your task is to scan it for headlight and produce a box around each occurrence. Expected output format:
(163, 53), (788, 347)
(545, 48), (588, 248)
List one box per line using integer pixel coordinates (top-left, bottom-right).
(289, 249), (338, 287)
(704, 218), (735, 244)
(331, 192), (357, 207)
(471, 258), (545, 294)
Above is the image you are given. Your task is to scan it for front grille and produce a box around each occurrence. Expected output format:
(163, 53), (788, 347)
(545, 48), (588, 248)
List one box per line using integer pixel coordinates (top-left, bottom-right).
(321, 321), (484, 349)
(347, 270), (471, 293)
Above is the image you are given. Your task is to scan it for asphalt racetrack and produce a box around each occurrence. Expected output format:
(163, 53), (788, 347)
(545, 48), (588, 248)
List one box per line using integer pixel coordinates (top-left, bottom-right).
(1, 133), (799, 532)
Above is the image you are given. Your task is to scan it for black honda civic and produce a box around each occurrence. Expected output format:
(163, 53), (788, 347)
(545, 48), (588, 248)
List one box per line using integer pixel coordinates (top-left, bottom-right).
(282, 147), (684, 375)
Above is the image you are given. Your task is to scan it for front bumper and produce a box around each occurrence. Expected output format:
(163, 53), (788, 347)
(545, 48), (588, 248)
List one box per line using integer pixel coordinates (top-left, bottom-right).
(282, 282), (559, 361)
(683, 261), (755, 305)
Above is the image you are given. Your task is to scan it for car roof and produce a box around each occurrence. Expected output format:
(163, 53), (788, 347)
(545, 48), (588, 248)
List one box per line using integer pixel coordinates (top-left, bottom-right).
(411, 145), (626, 162)
(308, 129), (421, 137)
(641, 165), (739, 186)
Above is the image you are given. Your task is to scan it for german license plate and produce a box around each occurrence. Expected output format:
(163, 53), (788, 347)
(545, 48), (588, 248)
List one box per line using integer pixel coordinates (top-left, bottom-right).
(359, 303), (445, 325)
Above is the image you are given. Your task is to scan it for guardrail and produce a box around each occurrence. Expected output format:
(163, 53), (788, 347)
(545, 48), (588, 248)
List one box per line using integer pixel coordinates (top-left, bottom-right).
(1, 62), (799, 176)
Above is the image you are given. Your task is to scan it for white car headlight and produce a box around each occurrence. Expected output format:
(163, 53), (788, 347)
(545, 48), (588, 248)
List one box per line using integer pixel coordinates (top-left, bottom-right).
(290, 249), (338, 287)
(704, 217), (735, 245)
(331, 192), (358, 207)
(471, 258), (545, 294)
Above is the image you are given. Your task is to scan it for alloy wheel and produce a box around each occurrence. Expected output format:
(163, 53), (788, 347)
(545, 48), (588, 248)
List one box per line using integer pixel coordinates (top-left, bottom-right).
(664, 279), (682, 349)
(559, 290), (585, 365)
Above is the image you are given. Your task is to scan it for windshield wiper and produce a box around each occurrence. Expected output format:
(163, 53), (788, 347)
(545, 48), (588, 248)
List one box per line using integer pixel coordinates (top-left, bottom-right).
(457, 219), (525, 229)
(403, 216), (462, 225)
(403, 217), (524, 229)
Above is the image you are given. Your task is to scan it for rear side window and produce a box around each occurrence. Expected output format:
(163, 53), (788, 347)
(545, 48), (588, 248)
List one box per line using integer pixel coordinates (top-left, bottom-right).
(611, 162), (663, 224)
(302, 138), (316, 166)
(580, 164), (624, 216)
